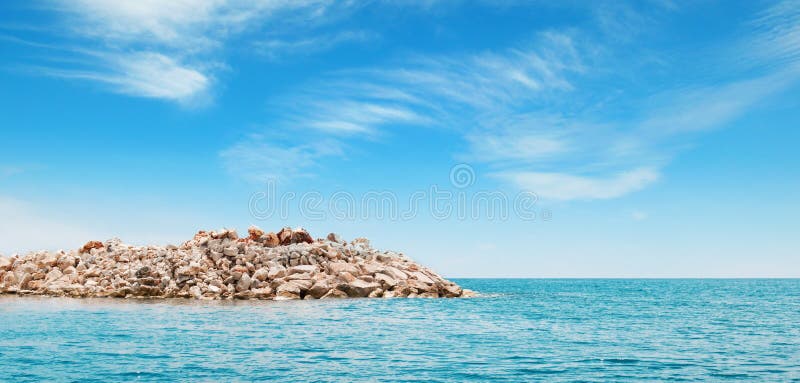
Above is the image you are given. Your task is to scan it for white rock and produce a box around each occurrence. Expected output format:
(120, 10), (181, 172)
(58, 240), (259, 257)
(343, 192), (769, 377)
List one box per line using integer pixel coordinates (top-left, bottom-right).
(236, 273), (252, 292)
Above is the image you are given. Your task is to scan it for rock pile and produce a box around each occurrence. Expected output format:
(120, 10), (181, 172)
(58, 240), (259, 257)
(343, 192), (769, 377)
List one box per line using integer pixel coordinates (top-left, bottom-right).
(0, 227), (473, 300)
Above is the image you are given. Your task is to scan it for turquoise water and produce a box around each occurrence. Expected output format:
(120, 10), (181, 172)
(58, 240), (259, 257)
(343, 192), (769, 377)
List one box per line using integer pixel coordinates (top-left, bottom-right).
(1, 279), (799, 382)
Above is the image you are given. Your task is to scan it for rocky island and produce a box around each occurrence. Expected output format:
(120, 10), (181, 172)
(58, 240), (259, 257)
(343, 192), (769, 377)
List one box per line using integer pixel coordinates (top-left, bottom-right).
(0, 227), (473, 300)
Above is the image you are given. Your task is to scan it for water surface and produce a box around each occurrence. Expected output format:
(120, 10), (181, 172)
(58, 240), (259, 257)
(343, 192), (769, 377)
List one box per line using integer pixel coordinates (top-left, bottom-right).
(1, 279), (799, 382)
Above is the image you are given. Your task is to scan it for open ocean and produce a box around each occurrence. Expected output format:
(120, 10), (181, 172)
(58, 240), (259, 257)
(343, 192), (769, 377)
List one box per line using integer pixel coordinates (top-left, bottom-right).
(1, 279), (799, 382)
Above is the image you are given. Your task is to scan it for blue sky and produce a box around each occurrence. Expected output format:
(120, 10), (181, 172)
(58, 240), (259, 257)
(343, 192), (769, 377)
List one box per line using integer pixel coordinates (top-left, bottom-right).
(1, 1), (799, 277)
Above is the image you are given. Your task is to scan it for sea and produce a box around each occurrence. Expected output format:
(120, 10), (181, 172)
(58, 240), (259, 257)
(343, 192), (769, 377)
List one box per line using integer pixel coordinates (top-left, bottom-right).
(1, 279), (798, 382)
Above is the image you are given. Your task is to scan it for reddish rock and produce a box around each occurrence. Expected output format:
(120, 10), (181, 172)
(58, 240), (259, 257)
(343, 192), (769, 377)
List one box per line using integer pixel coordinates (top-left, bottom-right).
(80, 241), (104, 254)
(291, 229), (314, 244)
(277, 227), (313, 245)
(277, 227), (293, 245)
(248, 226), (265, 241)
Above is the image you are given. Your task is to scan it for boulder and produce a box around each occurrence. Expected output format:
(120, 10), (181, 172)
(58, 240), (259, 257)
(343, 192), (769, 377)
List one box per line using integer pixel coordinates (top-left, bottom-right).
(267, 266), (286, 279)
(321, 288), (348, 299)
(57, 256), (76, 271)
(328, 262), (359, 275)
(307, 280), (332, 299)
(261, 232), (280, 247)
(277, 227), (314, 245)
(339, 279), (381, 298)
(251, 287), (273, 299)
(291, 228), (314, 244)
(188, 285), (202, 299)
(374, 273), (397, 288)
(252, 268), (269, 281)
(286, 272), (312, 281)
(80, 241), (104, 254)
(275, 282), (301, 300)
(411, 271), (435, 285)
(0, 256), (12, 272)
(277, 227), (294, 245)
(248, 225), (265, 241)
(288, 265), (316, 275)
(326, 233), (342, 243)
(236, 273), (252, 292)
(45, 268), (63, 282)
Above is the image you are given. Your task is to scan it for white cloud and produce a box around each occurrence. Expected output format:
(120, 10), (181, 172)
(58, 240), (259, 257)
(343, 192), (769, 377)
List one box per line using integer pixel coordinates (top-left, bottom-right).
(750, 0), (800, 69)
(254, 30), (377, 60)
(221, 31), (588, 180)
(10, 0), (347, 103)
(639, 70), (799, 135)
(42, 52), (211, 104)
(299, 101), (428, 134)
(236, 2), (800, 198)
(497, 168), (660, 201)
(57, 0), (333, 48)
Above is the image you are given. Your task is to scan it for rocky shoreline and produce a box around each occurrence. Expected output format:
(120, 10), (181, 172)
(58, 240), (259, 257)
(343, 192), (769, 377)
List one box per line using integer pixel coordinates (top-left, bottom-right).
(0, 227), (473, 300)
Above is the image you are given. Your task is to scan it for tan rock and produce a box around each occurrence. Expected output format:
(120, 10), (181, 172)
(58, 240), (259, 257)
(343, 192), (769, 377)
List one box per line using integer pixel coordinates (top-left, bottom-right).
(288, 265), (316, 275)
(252, 268), (269, 281)
(328, 262), (359, 275)
(0, 256), (12, 271)
(338, 272), (356, 283)
(45, 268), (63, 282)
(230, 265), (248, 280)
(374, 273), (397, 288)
(308, 280), (332, 299)
(320, 288), (348, 299)
(236, 273), (252, 292)
(339, 279), (381, 298)
(411, 271), (435, 285)
(275, 282), (302, 300)
(57, 256), (76, 271)
(286, 272), (312, 281)
(261, 232), (280, 247)
(267, 266), (286, 279)
(442, 283), (463, 298)
(251, 287), (273, 299)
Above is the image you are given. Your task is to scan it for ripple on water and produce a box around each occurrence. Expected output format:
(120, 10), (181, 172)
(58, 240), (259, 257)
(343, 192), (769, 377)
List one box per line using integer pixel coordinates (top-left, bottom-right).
(2, 279), (800, 382)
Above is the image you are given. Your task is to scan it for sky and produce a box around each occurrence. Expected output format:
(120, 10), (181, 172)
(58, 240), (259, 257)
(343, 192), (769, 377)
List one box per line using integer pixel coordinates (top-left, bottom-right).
(1, 0), (799, 277)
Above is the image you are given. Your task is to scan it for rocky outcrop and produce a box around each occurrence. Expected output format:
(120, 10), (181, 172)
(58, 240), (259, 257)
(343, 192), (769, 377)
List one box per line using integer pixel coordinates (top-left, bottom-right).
(0, 227), (474, 300)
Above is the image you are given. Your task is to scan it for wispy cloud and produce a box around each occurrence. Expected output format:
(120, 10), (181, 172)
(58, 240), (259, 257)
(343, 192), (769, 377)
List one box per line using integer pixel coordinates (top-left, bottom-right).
(220, 31), (592, 181)
(749, 0), (800, 69)
(254, 30), (377, 61)
(219, 2), (800, 199)
(4, 0), (355, 104)
(496, 168), (660, 201)
(39, 51), (211, 104)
